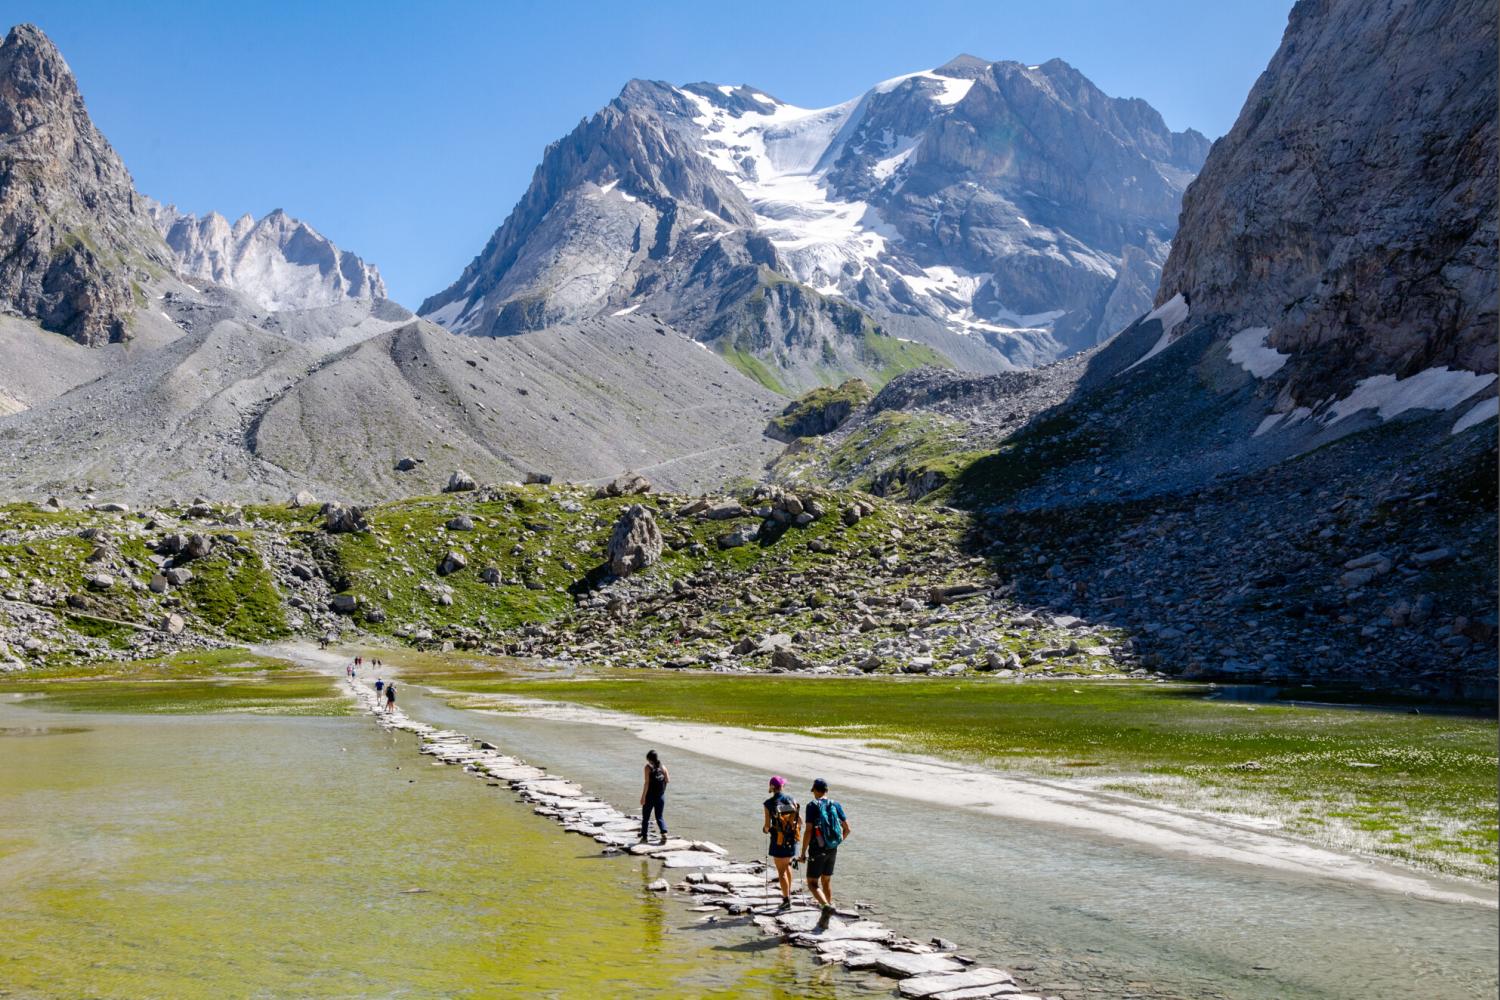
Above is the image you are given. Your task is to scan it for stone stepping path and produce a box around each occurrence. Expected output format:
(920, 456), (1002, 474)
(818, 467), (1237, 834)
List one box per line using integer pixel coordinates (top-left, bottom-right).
(348, 679), (1036, 999)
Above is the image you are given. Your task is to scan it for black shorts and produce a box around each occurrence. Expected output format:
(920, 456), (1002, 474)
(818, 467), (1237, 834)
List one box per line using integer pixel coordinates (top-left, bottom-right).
(806, 848), (837, 879)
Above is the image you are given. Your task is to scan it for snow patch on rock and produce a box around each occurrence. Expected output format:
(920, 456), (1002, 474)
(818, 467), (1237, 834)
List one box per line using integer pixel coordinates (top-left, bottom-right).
(1452, 396), (1499, 435)
(1120, 294), (1191, 373)
(1326, 368), (1496, 425)
(1227, 327), (1288, 378)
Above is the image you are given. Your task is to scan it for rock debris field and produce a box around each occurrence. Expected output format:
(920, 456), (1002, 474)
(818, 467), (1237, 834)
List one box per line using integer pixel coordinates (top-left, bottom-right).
(349, 679), (1038, 999)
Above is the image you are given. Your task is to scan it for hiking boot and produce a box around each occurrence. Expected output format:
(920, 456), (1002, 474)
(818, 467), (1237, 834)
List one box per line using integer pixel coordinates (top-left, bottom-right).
(776, 897), (792, 912)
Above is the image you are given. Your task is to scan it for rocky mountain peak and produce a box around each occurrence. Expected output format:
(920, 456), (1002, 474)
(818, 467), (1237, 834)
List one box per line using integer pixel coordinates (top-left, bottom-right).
(153, 204), (388, 310)
(422, 56), (1210, 383)
(0, 23), (74, 115)
(932, 54), (992, 79)
(0, 22), (170, 345)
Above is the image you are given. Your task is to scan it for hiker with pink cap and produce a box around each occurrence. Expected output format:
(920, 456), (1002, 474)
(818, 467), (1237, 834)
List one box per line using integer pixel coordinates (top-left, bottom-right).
(762, 775), (802, 910)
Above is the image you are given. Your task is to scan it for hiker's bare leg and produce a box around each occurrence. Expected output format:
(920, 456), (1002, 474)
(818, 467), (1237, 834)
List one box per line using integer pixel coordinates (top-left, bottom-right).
(806, 875), (829, 907)
(774, 857), (792, 899)
(819, 875), (834, 910)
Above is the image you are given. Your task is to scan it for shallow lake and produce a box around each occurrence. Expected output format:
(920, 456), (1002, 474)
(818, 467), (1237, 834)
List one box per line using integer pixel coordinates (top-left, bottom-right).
(0, 704), (854, 999)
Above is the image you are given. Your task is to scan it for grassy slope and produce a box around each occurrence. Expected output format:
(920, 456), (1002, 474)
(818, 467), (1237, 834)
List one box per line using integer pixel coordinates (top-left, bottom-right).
(436, 672), (1498, 881)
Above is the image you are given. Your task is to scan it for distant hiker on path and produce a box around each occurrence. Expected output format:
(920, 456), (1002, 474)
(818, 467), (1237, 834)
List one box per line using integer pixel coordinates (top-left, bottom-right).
(799, 777), (849, 916)
(385, 682), (396, 713)
(374, 678), (384, 700)
(638, 749), (669, 844)
(763, 776), (801, 910)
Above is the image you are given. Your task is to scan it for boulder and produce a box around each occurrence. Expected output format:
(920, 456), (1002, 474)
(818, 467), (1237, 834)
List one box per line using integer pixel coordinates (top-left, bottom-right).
(181, 533), (213, 560)
(437, 550), (468, 576)
(288, 491), (318, 509)
(445, 469), (478, 493)
(524, 472), (553, 485)
(770, 648), (811, 671)
(148, 573), (169, 594)
(158, 613), (185, 635)
(607, 504), (663, 577)
(322, 504), (368, 534)
(703, 501), (750, 520)
(445, 515), (475, 532)
(83, 572), (114, 590)
(479, 566), (502, 585)
(394, 456), (419, 472)
(164, 567), (193, 586)
(597, 472), (652, 498)
(718, 522), (759, 549)
(331, 594), (360, 614)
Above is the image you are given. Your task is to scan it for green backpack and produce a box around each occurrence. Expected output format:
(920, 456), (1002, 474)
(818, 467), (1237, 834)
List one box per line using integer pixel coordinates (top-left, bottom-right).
(810, 798), (844, 849)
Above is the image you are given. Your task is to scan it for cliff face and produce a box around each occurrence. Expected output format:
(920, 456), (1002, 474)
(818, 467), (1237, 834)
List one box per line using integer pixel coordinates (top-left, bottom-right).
(0, 24), (170, 345)
(1157, 0), (1498, 402)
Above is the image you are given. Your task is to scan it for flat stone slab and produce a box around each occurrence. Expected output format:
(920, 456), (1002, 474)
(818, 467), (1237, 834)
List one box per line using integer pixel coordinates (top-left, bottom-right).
(815, 939), (888, 964)
(656, 850), (729, 869)
(931, 985), (1024, 1000)
(876, 953), (967, 979)
(628, 838), (694, 855)
(899, 968), (1015, 998)
(844, 949), (898, 970)
(700, 872), (765, 888)
(792, 922), (891, 946)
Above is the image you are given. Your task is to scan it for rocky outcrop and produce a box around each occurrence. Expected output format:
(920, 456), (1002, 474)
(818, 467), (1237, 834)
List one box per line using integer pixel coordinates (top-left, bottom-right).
(0, 24), (171, 345)
(1157, 0), (1498, 402)
(607, 503), (663, 576)
(151, 205), (387, 311)
(767, 379), (872, 442)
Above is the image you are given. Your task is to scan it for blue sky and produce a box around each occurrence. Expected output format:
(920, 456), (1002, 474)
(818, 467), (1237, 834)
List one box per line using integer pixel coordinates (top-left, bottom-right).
(10, 1), (1292, 307)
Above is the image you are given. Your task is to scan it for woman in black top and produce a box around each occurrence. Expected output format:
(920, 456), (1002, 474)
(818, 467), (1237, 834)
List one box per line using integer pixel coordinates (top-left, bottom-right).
(639, 749), (669, 844)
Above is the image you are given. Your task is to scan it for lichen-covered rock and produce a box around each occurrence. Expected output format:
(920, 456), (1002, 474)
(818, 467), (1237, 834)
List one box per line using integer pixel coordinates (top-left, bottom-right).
(607, 504), (662, 577)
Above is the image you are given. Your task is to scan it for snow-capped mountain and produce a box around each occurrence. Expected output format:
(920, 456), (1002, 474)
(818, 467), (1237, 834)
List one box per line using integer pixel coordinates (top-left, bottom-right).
(151, 205), (387, 311)
(421, 55), (1208, 386)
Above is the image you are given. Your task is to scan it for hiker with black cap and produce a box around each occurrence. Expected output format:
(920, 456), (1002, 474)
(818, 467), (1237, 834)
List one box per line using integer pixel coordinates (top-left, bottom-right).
(799, 777), (849, 916)
(762, 775), (800, 910)
(638, 749), (669, 844)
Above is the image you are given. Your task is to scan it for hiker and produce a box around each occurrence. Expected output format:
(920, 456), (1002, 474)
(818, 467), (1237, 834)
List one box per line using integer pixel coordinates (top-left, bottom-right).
(638, 749), (669, 844)
(385, 681), (396, 713)
(799, 777), (850, 915)
(762, 776), (800, 910)
(374, 678), (384, 702)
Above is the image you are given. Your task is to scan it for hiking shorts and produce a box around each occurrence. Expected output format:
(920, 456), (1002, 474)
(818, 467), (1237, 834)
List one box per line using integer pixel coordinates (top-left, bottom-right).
(806, 848), (837, 879)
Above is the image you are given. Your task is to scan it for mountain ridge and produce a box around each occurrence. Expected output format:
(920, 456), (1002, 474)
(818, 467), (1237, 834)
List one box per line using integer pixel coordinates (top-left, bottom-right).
(419, 55), (1209, 389)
